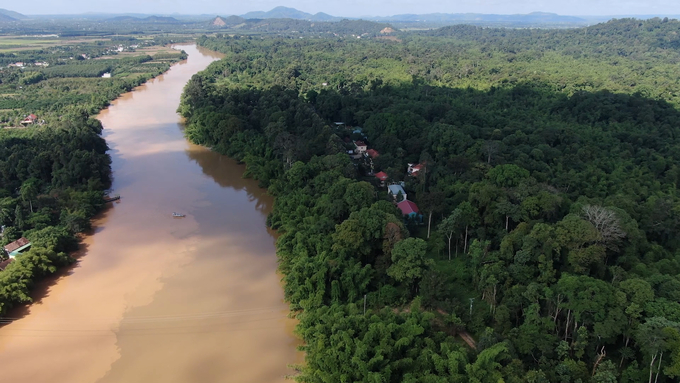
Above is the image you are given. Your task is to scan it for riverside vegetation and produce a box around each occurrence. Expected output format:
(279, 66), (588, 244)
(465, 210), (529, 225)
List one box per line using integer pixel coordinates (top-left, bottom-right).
(0, 37), (186, 315)
(180, 18), (680, 382)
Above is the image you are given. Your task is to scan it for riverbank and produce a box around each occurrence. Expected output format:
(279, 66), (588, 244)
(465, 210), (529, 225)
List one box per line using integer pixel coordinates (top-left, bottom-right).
(0, 44), (301, 383)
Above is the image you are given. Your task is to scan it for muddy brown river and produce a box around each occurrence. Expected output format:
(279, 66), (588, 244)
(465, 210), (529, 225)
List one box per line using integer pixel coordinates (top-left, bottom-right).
(0, 44), (301, 382)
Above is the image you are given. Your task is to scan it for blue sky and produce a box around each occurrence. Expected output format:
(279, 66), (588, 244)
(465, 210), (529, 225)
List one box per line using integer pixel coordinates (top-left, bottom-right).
(13, 0), (680, 17)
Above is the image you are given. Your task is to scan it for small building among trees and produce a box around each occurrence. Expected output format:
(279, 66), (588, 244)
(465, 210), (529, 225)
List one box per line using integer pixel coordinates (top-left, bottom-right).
(3, 237), (31, 258)
(388, 184), (407, 201)
(20, 114), (37, 126)
(397, 199), (421, 220)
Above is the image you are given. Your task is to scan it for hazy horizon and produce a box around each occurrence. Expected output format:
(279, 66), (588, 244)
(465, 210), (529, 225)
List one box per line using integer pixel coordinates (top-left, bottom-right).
(8, 0), (680, 18)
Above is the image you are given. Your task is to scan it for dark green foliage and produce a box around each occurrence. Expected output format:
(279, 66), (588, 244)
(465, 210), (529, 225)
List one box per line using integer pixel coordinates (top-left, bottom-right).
(181, 19), (680, 382)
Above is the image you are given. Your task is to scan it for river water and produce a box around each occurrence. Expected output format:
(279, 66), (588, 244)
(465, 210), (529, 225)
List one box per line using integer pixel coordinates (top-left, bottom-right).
(0, 44), (301, 382)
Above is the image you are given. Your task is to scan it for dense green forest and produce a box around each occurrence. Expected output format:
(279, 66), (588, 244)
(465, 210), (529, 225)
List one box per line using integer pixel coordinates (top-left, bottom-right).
(181, 18), (680, 382)
(0, 38), (184, 315)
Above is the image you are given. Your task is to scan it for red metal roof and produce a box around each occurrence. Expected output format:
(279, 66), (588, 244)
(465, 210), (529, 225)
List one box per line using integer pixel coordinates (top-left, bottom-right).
(366, 149), (379, 158)
(375, 171), (388, 181)
(411, 163), (425, 173)
(4, 237), (30, 254)
(397, 200), (420, 215)
(354, 140), (367, 147)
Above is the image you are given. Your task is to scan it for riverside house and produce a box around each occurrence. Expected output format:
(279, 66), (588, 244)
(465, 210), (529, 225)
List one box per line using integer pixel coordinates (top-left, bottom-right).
(4, 237), (31, 258)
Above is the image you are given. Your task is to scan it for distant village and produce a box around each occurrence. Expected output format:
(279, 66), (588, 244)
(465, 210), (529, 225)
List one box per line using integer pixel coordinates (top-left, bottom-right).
(1, 42), (144, 70)
(339, 123), (426, 222)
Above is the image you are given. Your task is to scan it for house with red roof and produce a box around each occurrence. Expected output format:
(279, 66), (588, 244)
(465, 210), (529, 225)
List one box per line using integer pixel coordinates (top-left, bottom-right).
(408, 162), (426, 176)
(21, 114), (37, 126)
(397, 200), (421, 220)
(375, 171), (388, 186)
(366, 149), (379, 159)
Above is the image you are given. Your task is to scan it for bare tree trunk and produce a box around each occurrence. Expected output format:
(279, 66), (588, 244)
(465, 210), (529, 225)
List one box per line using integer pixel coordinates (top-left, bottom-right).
(505, 215), (509, 231)
(447, 234), (452, 261)
(455, 238), (459, 258)
(464, 225), (469, 253)
(427, 211), (432, 238)
(654, 352), (663, 383)
(620, 337), (630, 368)
(564, 309), (571, 341)
(592, 346), (606, 376)
(649, 353), (657, 383)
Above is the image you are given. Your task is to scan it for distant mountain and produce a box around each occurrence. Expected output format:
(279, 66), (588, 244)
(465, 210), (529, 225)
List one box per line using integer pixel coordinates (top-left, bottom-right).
(0, 9), (26, 20)
(372, 11), (587, 25)
(105, 15), (180, 23)
(241, 6), (342, 21)
(242, 6), (309, 19)
(107, 16), (139, 22)
(0, 13), (16, 22)
(208, 17), (392, 36)
(311, 12), (338, 21)
(211, 15), (246, 27)
(235, 7), (589, 27)
(144, 16), (179, 23)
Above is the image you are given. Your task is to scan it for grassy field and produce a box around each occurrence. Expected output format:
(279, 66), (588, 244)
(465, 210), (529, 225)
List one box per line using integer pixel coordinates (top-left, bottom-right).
(94, 45), (180, 58)
(0, 36), (110, 52)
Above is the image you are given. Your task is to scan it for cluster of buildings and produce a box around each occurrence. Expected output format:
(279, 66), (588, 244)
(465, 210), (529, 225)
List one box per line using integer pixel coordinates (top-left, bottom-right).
(340, 124), (426, 222)
(103, 44), (140, 55)
(5, 61), (49, 69)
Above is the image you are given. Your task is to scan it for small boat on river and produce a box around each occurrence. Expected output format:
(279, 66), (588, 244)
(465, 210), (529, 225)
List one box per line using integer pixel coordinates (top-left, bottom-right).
(104, 194), (121, 202)
(172, 212), (185, 217)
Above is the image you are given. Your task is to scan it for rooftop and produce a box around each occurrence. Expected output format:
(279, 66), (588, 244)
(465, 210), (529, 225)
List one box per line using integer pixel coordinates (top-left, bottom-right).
(388, 184), (406, 195)
(398, 200), (420, 215)
(4, 237), (30, 254)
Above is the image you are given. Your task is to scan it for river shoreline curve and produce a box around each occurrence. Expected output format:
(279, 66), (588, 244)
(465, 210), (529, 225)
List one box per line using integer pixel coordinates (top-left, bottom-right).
(0, 44), (301, 383)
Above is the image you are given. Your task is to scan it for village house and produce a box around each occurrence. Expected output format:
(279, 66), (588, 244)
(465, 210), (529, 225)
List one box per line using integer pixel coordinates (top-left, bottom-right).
(375, 171), (388, 182)
(397, 199), (421, 220)
(366, 149), (379, 159)
(347, 149), (362, 160)
(20, 114), (37, 126)
(408, 162), (426, 176)
(102, 73), (112, 78)
(354, 140), (368, 154)
(375, 171), (388, 186)
(388, 184), (407, 201)
(3, 237), (31, 258)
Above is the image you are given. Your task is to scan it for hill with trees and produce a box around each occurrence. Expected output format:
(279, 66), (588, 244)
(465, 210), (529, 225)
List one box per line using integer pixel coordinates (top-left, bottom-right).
(0, 9), (23, 20)
(181, 18), (680, 382)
